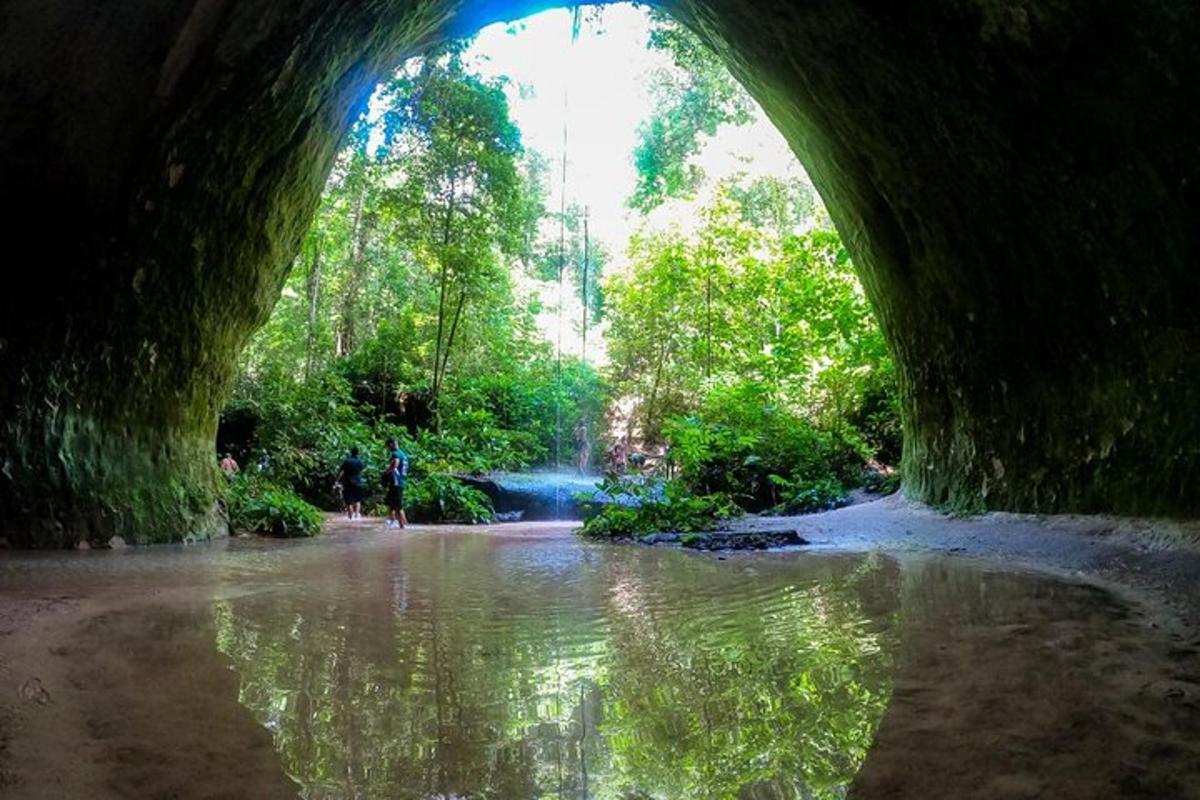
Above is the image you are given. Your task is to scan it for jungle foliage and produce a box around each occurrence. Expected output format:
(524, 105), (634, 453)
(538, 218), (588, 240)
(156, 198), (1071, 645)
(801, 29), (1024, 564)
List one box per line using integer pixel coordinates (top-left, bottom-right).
(577, 477), (741, 539)
(224, 18), (899, 529)
(404, 473), (496, 524)
(629, 11), (756, 212)
(601, 14), (900, 521)
(225, 46), (606, 521)
(602, 177), (899, 516)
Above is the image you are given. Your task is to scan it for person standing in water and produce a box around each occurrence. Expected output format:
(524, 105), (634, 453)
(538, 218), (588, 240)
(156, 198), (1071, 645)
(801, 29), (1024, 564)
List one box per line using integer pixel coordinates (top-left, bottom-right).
(608, 437), (628, 475)
(574, 419), (591, 475)
(383, 437), (409, 530)
(334, 447), (366, 520)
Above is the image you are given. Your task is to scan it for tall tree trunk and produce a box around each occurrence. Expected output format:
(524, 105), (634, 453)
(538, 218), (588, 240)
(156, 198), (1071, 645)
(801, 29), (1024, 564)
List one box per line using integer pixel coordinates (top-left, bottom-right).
(581, 206), (589, 364)
(646, 333), (673, 442)
(705, 271), (712, 379)
(430, 179), (456, 431)
(436, 285), (468, 404)
(432, 259), (449, 398)
(338, 178), (368, 357)
(303, 238), (323, 380)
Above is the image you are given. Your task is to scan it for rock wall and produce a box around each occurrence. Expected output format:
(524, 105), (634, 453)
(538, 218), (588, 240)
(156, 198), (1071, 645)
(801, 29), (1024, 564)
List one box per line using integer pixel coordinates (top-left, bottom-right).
(0, 0), (1196, 545)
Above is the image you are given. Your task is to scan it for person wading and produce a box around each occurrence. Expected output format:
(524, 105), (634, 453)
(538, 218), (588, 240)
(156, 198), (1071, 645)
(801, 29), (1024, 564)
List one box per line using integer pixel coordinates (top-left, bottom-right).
(334, 447), (366, 521)
(383, 438), (409, 530)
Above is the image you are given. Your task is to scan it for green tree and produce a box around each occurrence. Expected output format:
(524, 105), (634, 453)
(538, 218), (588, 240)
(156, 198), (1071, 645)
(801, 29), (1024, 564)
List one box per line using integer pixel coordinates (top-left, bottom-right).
(374, 48), (537, 427)
(229, 46), (607, 500)
(605, 175), (898, 504)
(628, 14), (755, 212)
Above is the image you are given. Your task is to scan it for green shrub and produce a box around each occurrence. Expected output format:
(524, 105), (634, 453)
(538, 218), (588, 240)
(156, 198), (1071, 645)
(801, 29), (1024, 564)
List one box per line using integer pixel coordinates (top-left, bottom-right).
(663, 389), (868, 512)
(223, 370), (377, 507)
(577, 478), (740, 539)
(862, 468), (901, 496)
(768, 474), (848, 514)
(407, 474), (495, 524)
(227, 477), (323, 538)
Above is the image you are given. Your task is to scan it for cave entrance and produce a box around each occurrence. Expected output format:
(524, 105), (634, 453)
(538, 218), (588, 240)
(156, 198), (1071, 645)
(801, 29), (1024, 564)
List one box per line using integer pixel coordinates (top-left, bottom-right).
(1, 0), (1195, 547)
(226, 4), (899, 521)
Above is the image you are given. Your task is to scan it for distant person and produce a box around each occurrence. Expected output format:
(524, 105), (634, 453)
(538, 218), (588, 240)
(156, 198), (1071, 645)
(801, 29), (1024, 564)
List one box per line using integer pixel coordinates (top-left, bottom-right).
(219, 452), (239, 477)
(574, 419), (591, 475)
(334, 447), (366, 521)
(256, 449), (271, 474)
(608, 438), (628, 475)
(382, 437), (409, 530)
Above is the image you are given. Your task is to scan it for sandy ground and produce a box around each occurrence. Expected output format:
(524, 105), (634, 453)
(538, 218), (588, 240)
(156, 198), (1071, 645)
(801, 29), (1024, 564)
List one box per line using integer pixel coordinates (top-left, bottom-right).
(725, 493), (1200, 637)
(0, 581), (299, 798)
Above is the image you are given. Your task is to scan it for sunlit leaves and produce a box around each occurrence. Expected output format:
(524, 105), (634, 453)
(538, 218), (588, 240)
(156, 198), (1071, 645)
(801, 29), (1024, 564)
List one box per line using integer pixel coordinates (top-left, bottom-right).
(628, 14), (755, 212)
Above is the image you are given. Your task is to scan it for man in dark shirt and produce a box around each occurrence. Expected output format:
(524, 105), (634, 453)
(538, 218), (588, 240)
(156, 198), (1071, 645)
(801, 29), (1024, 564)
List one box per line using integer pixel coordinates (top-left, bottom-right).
(334, 447), (366, 520)
(384, 438), (409, 529)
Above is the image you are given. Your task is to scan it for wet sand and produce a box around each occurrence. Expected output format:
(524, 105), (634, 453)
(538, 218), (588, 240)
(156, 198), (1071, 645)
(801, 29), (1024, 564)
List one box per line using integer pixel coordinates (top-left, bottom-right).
(727, 493), (1200, 635)
(0, 562), (300, 797)
(0, 508), (1198, 798)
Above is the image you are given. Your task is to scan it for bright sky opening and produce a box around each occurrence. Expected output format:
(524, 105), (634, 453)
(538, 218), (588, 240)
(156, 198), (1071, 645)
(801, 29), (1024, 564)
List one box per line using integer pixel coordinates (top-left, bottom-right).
(466, 3), (809, 260)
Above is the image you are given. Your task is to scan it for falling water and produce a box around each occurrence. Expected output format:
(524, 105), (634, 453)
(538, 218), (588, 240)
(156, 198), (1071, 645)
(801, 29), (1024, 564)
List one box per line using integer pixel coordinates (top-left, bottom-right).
(484, 471), (600, 521)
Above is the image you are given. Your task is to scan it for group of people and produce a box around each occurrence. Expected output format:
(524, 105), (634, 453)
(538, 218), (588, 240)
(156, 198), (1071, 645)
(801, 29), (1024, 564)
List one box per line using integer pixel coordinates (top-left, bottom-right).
(332, 438), (409, 529)
(220, 438), (410, 529)
(219, 450), (271, 477)
(575, 420), (665, 476)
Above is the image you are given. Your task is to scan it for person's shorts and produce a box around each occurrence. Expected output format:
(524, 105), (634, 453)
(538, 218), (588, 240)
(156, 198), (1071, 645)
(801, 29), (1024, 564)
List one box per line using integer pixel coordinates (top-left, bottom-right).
(343, 482), (364, 504)
(386, 483), (406, 510)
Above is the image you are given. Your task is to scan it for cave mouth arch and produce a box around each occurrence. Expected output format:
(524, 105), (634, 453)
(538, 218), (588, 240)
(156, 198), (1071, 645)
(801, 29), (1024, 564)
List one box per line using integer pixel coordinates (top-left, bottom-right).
(0, 0), (1197, 547)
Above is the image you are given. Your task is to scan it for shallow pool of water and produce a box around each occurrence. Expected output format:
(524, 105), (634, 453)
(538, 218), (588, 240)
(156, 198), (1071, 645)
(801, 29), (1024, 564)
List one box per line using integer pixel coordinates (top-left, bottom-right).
(1, 522), (1197, 799)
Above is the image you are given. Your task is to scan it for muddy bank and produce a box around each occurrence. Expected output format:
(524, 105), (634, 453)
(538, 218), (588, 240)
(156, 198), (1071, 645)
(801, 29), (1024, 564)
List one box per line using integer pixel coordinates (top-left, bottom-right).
(706, 493), (1200, 635)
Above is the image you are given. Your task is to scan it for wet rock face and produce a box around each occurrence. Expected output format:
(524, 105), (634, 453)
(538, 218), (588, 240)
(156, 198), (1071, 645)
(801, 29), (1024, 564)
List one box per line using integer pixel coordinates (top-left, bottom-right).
(0, 1), (1196, 545)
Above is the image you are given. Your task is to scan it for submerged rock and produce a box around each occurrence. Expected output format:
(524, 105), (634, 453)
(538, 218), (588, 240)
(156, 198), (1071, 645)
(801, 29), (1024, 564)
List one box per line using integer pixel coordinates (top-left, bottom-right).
(633, 530), (810, 551)
(638, 532), (681, 546)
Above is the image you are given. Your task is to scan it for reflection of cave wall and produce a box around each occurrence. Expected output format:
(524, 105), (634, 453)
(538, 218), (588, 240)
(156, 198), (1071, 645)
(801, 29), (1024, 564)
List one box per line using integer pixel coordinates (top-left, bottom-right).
(854, 559), (1183, 798)
(1, 1), (1196, 545)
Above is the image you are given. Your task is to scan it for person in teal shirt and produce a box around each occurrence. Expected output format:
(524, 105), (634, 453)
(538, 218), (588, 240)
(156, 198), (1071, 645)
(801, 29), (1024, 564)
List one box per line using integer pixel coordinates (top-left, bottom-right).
(383, 437), (409, 529)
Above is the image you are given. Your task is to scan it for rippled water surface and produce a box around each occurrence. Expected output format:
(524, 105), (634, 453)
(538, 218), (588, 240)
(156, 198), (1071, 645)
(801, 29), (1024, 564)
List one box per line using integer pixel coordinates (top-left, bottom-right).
(2, 522), (1198, 800)
(216, 535), (897, 800)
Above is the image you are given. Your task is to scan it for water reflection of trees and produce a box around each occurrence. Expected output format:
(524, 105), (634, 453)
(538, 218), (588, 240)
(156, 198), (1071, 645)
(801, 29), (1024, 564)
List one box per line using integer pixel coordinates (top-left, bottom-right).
(598, 554), (897, 799)
(212, 540), (898, 799)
